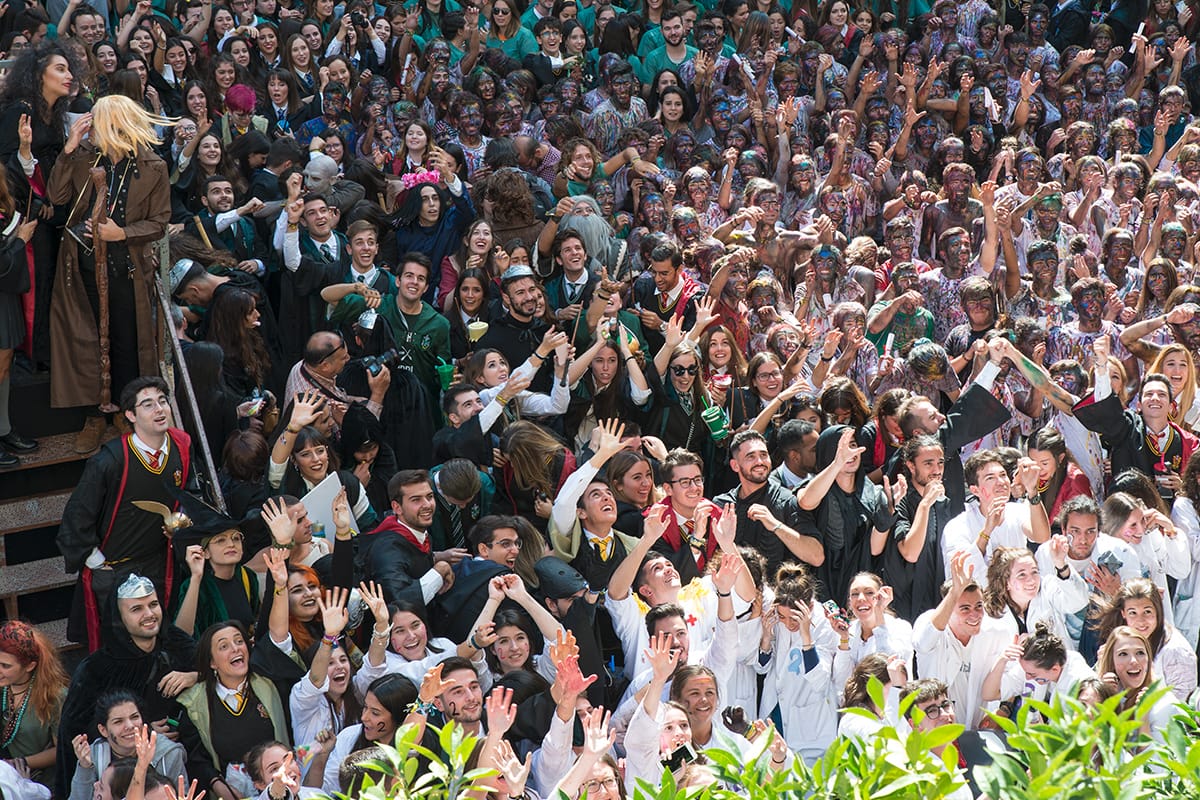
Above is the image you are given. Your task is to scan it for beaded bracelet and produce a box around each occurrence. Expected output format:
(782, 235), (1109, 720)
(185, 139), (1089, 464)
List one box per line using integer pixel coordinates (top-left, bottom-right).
(406, 699), (436, 716)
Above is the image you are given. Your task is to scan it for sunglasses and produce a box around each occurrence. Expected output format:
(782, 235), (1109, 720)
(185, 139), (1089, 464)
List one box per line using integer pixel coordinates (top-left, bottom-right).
(671, 364), (699, 376)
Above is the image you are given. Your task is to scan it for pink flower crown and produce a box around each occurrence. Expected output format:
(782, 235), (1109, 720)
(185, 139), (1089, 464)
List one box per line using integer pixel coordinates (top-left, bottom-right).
(400, 169), (440, 191)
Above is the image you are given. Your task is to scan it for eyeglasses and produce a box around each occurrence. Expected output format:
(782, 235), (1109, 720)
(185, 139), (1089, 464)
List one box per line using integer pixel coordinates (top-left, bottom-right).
(671, 364), (699, 376)
(320, 339), (347, 362)
(582, 778), (619, 793)
(918, 700), (954, 720)
(756, 370), (783, 380)
(136, 397), (171, 411)
(492, 538), (522, 550)
(669, 476), (704, 488)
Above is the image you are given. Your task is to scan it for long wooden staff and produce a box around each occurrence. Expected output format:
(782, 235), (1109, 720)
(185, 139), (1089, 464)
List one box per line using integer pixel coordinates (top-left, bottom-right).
(89, 166), (115, 413)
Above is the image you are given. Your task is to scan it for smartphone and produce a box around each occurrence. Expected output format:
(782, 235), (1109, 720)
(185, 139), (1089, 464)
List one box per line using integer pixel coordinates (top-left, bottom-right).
(662, 744), (696, 771)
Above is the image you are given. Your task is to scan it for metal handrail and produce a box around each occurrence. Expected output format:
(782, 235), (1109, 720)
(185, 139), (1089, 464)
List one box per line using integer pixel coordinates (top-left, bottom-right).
(154, 236), (227, 513)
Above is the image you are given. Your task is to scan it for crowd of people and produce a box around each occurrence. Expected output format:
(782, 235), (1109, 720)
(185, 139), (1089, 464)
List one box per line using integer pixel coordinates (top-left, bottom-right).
(5, 0), (1200, 795)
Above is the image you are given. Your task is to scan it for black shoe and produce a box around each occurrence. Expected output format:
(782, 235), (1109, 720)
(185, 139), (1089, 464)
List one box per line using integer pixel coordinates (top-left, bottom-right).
(0, 431), (37, 453)
(0, 446), (17, 468)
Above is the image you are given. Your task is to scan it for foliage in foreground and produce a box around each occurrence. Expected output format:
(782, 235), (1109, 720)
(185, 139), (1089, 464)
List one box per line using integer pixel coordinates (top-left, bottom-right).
(336, 681), (1200, 800)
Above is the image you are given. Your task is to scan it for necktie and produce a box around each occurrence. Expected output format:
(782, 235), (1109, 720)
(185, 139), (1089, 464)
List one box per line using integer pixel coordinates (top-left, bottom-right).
(596, 536), (612, 561)
(278, 107), (286, 121)
(449, 504), (464, 549)
(356, 275), (366, 284)
(230, 690), (244, 712)
(148, 450), (161, 470)
(567, 283), (580, 303)
(320, 242), (333, 260)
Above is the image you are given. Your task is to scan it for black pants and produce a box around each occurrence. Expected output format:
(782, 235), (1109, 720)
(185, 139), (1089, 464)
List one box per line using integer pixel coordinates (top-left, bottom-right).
(79, 245), (140, 404)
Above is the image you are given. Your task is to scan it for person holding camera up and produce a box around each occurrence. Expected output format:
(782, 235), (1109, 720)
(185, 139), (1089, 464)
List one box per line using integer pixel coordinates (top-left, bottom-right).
(324, 250), (451, 427)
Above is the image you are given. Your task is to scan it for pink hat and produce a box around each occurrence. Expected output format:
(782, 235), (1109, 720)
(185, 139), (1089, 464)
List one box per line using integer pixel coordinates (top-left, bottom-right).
(226, 84), (256, 113)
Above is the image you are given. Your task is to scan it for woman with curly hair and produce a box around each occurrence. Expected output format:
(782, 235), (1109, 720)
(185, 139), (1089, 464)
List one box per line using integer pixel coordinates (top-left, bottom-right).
(0, 620), (69, 788)
(983, 543), (1088, 645)
(483, 168), (544, 251)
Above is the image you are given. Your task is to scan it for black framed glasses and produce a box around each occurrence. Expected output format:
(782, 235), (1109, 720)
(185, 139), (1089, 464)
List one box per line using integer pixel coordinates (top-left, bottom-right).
(671, 364), (699, 376)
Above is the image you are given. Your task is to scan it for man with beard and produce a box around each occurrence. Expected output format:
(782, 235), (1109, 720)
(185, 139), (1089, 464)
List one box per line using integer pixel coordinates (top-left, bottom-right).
(1075, 335), (1199, 500)
(478, 266), (554, 392)
(447, 93), (490, 179)
(1004, 239), (1077, 333)
(56, 575), (198, 797)
(359, 470), (462, 608)
(920, 163), (983, 265)
(1035, 496), (1138, 659)
(894, 339), (1013, 516)
(545, 229), (598, 326)
(867, 262), (934, 354)
(630, 241), (706, 353)
(920, 181), (999, 343)
(59, 378), (196, 651)
(586, 62), (648, 157)
(188, 176), (271, 273)
(713, 430), (824, 576)
(883, 435), (950, 623)
(769, 420), (819, 490)
(1046, 277), (1139, 381)
(641, 9), (696, 87)
(422, 658), (487, 745)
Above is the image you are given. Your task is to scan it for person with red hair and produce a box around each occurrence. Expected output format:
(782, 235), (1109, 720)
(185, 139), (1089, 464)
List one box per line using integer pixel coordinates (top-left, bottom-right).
(0, 620), (70, 789)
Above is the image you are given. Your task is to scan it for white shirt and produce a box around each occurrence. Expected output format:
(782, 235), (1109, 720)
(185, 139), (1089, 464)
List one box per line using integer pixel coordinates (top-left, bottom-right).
(942, 502), (1034, 587)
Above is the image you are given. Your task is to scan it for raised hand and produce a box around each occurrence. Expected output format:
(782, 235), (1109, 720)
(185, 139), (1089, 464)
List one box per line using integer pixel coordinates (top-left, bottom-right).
(492, 739), (532, 797)
(331, 486), (352, 533)
(261, 497), (296, 547)
(358, 581), (389, 627)
(592, 417), (626, 462)
(163, 777), (205, 800)
(712, 552), (742, 595)
(645, 631), (681, 682)
(835, 427), (866, 468)
(262, 546), (289, 587)
(485, 686), (517, 736)
(317, 586), (350, 637)
(948, 549), (974, 596)
(184, 544), (205, 579)
(418, 663), (456, 705)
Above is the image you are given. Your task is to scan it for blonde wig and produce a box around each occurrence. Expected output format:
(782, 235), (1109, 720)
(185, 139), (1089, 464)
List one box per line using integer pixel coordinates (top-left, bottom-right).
(89, 94), (176, 160)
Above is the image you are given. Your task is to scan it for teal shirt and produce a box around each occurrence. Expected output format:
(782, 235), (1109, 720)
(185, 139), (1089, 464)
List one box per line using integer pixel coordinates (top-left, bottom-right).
(487, 27), (540, 58)
(637, 24), (663, 58)
(639, 44), (697, 84)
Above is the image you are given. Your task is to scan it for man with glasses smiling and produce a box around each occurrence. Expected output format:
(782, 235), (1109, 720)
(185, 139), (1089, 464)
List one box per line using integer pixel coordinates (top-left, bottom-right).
(901, 678), (981, 800)
(433, 515), (523, 642)
(59, 377), (198, 650)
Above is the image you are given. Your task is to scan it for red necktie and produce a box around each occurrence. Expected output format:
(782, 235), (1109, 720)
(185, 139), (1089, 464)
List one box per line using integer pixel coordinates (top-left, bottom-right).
(148, 450), (161, 469)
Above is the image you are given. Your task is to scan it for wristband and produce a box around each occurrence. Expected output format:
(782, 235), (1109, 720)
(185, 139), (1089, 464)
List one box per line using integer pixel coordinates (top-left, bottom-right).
(715, 589), (731, 597)
(469, 633), (481, 649)
(407, 699), (437, 715)
(322, 632), (340, 647)
(286, 424), (301, 434)
(1055, 564), (1070, 579)
(372, 625), (390, 641)
(820, 354), (835, 362)
(270, 541), (293, 550)
(1028, 492), (1043, 505)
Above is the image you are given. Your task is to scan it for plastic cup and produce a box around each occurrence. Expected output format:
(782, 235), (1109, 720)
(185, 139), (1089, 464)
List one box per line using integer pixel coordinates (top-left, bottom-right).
(711, 374), (733, 392)
(436, 363), (455, 390)
(701, 405), (730, 442)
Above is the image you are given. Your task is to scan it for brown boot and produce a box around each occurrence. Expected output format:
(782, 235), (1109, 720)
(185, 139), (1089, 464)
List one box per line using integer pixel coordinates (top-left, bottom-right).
(74, 416), (107, 454)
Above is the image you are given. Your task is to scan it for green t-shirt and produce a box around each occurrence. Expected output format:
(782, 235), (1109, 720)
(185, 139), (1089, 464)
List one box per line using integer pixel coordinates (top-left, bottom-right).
(487, 26), (540, 58)
(639, 44), (697, 84)
(865, 300), (935, 354)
